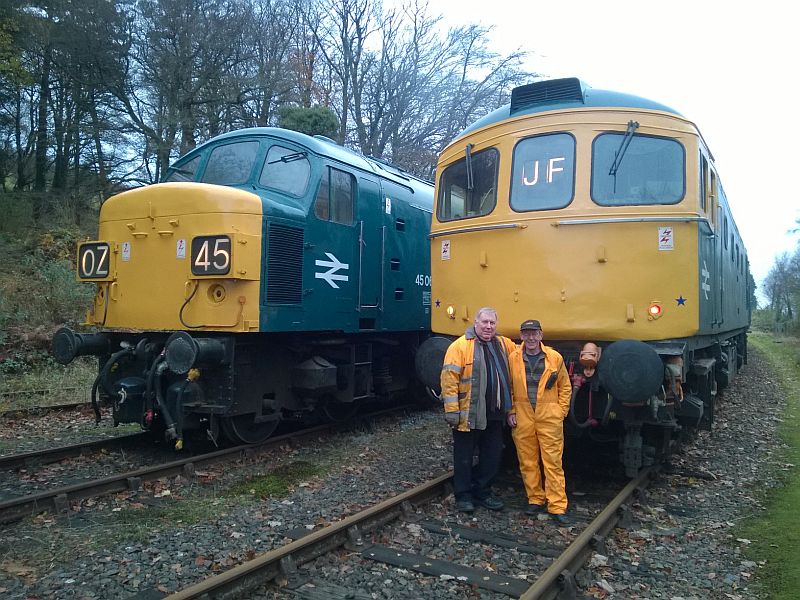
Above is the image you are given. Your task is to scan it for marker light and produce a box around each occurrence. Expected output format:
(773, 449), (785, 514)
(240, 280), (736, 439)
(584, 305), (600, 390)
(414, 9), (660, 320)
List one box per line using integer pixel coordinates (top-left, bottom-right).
(648, 303), (663, 320)
(446, 305), (456, 319)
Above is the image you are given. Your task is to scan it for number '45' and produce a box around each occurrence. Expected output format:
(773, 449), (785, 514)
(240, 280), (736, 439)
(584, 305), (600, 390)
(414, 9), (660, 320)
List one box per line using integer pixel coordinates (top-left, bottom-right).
(191, 236), (231, 275)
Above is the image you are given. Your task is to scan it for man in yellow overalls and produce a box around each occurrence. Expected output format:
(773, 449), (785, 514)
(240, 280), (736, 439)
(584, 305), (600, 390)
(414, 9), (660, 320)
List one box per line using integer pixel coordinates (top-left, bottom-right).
(508, 319), (572, 524)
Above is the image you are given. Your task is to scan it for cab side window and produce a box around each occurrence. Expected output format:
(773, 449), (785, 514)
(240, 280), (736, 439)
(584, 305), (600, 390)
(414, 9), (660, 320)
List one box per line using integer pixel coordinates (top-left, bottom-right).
(315, 167), (354, 224)
(164, 155), (201, 182)
(259, 145), (311, 196)
(202, 141), (259, 185)
(437, 147), (498, 221)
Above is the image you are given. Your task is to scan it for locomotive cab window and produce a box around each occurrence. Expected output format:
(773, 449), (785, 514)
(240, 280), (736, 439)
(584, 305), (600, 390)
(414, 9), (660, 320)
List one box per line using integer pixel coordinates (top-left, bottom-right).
(510, 133), (575, 211)
(164, 155), (201, 182)
(259, 145), (310, 196)
(315, 167), (354, 225)
(437, 147), (498, 221)
(202, 140), (259, 185)
(591, 133), (684, 206)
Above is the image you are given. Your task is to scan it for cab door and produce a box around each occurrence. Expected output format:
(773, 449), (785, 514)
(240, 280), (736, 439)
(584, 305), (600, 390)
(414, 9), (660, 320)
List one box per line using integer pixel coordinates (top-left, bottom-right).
(698, 156), (721, 333)
(306, 164), (358, 330)
(356, 177), (383, 323)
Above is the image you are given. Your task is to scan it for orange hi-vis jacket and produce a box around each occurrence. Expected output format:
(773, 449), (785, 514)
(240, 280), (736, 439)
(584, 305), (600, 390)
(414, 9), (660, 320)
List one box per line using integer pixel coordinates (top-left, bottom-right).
(508, 343), (571, 421)
(509, 343), (572, 513)
(440, 327), (517, 432)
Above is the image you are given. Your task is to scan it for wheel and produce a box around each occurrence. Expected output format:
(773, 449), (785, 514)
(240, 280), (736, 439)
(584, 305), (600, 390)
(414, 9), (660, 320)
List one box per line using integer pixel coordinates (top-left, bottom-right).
(221, 414), (279, 445)
(425, 386), (441, 402)
(322, 397), (358, 422)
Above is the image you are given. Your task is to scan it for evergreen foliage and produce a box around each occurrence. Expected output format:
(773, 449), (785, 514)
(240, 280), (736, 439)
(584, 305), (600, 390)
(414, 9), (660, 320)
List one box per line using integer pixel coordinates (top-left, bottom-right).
(278, 105), (339, 138)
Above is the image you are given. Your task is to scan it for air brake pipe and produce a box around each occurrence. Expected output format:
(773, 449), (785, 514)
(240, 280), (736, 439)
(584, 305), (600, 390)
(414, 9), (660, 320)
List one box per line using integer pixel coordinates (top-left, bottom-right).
(92, 347), (135, 423)
(144, 354), (164, 427)
(153, 360), (178, 440)
(568, 380), (596, 429)
(89, 373), (102, 424)
(568, 361), (596, 429)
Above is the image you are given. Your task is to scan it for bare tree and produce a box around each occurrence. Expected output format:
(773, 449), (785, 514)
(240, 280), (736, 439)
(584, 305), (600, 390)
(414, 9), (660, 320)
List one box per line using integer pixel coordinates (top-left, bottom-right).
(306, 0), (378, 144)
(764, 252), (798, 322)
(0, 0), (539, 191)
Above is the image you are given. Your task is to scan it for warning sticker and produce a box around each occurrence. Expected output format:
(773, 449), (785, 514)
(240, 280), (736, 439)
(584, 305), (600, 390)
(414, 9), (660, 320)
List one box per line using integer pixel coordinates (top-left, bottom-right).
(658, 227), (674, 251)
(441, 239), (451, 260)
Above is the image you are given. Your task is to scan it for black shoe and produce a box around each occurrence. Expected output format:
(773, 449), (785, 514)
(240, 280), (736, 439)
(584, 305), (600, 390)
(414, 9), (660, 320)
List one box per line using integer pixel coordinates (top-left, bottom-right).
(550, 513), (569, 525)
(525, 503), (546, 515)
(456, 499), (475, 513)
(476, 495), (504, 511)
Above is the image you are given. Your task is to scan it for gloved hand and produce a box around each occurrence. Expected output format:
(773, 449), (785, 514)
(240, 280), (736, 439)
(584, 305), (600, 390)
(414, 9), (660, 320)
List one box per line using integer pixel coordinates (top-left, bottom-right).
(444, 412), (460, 428)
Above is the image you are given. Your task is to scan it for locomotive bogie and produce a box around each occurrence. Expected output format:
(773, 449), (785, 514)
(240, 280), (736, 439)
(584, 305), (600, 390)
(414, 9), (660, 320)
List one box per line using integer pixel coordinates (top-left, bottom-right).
(57, 328), (424, 447)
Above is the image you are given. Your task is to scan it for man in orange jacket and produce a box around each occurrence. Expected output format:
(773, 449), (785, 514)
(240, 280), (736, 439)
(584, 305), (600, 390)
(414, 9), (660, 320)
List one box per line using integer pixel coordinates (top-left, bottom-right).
(441, 307), (517, 513)
(508, 319), (572, 524)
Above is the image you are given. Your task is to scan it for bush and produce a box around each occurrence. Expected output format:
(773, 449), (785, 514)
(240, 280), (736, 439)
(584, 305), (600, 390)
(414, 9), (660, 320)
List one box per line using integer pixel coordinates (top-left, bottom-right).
(752, 308), (800, 336)
(0, 227), (95, 371)
(278, 105), (340, 139)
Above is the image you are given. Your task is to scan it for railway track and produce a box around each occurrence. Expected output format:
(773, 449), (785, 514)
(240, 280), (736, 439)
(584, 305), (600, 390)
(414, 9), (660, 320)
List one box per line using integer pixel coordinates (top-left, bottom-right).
(159, 467), (653, 599)
(0, 399), (91, 418)
(0, 431), (149, 471)
(0, 405), (419, 524)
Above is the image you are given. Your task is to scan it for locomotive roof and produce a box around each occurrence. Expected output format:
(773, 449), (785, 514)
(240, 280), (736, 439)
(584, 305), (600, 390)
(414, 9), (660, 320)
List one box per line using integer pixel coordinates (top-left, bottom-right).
(189, 127), (433, 210)
(455, 77), (682, 140)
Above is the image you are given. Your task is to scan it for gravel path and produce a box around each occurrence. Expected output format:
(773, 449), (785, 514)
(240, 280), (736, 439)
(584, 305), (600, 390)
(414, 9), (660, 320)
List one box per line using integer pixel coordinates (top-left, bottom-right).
(0, 347), (782, 599)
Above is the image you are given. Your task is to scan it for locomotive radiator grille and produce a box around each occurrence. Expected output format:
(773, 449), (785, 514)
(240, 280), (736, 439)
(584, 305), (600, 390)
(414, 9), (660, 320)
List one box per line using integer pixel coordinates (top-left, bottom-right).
(510, 77), (584, 113)
(266, 223), (304, 304)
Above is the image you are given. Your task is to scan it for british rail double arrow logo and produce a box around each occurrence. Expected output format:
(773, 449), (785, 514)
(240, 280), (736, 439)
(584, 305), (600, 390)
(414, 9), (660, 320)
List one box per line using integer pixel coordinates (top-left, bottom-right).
(315, 252), (350, 288)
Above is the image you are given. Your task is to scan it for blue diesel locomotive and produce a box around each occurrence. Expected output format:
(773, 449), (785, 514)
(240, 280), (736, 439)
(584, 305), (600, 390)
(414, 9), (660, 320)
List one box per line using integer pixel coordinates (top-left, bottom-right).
(54, 128), (433, 446)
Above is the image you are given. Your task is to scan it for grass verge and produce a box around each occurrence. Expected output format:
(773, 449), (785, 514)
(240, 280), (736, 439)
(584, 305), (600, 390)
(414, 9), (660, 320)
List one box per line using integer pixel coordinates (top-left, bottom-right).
(227, 461), (323, 499)
(739, 332), (800, 599)
(0, 358), (97, 411)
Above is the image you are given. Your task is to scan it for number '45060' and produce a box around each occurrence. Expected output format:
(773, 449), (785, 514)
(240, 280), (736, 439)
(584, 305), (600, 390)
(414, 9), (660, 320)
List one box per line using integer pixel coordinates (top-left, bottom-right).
(415, 274), (431, 287)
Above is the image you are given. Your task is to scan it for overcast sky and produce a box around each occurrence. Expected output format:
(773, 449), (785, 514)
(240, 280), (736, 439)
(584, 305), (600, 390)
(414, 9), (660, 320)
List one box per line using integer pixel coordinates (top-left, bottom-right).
(430, 0), (798, 297)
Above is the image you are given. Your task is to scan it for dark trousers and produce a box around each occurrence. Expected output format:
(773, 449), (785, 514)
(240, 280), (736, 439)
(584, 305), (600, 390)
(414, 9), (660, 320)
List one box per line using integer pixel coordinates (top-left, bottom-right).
(452, 420), (504, 501)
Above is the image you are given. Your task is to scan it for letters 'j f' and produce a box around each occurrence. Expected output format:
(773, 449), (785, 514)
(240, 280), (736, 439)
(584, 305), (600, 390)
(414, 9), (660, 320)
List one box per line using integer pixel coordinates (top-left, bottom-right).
(522, 157), (565, 186)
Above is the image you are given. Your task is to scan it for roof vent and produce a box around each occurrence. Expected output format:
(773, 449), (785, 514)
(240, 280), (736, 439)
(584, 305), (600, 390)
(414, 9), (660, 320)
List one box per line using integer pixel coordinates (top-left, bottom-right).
(510, 78), (585, 113)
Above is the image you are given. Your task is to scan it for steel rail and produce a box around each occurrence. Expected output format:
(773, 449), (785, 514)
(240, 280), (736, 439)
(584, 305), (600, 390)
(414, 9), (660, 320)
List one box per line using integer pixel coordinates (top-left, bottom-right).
(165, 472), (452, 599)
(0, 432), (149, 471)
(519, 466), (654, 600)
(0, 405), (420, 524)
(1, 400), (91, 418)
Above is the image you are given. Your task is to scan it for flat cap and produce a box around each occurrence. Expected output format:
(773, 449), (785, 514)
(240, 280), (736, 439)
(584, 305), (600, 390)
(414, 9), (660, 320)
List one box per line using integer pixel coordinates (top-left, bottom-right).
(520, 319), (542, 331)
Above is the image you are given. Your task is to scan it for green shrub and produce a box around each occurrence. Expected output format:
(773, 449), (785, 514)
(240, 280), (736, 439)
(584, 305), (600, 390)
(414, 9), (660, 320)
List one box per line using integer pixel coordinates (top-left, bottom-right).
(0, 226), (95, 372)
(0, 192), (34, 234)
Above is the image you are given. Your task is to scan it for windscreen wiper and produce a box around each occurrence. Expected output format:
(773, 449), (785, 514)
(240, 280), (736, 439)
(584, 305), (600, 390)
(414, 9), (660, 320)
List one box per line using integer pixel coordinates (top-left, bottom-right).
(170, 167), (195, 175)
(465, 143), (474, 191)
(608, 120), (639, 176)
(267, 151), (308, 165)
